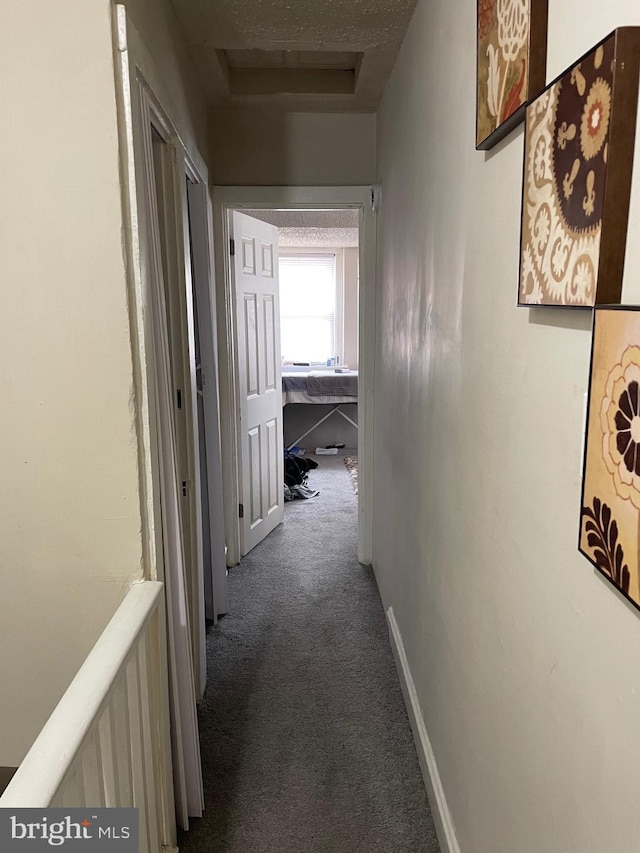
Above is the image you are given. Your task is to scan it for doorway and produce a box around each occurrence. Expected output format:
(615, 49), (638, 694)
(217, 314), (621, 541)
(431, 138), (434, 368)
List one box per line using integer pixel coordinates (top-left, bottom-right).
(212, 187), (376, 568)
(247, 212), (360, 455)
(114, 12), (230, 829)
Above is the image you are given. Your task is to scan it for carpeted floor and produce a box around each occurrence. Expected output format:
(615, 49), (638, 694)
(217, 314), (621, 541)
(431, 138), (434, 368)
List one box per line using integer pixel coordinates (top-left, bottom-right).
(179, 452), (440, 853)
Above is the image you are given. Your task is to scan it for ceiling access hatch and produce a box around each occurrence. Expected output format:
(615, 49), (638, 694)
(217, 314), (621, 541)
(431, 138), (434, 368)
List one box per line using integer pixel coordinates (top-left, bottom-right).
(220, 49), (363, 96)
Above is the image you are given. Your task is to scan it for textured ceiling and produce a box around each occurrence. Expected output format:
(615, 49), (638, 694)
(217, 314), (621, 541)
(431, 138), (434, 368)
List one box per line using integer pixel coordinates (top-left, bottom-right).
(168, 0), (419, 111)
(278, 227), (359, 247)
(243, 209), (359, 228)
(242, 210), (359, 246)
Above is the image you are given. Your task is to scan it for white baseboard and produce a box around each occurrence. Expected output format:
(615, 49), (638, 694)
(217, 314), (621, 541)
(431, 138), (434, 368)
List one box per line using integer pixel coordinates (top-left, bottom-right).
(387, 606), (461, 853)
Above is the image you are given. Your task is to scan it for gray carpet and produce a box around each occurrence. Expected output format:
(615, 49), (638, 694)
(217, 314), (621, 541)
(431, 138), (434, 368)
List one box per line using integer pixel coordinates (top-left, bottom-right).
(180, 453), (440, 853)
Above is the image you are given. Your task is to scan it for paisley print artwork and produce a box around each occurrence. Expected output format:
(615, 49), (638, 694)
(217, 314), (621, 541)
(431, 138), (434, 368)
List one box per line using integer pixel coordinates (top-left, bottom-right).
(580, 308), (640, 609)
(476, 0), (547, 149)
(519, 30), (640, 306)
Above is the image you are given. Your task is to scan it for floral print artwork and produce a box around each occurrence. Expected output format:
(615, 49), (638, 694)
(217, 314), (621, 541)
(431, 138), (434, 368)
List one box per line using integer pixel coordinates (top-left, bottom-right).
(476, 0), (545, 148)
(582, 497), (630, 594)
(519, 30), (640, 307)
(519, 37), (614, 306)
(602, 348), (640, 504)
(580, 309), (640, 607)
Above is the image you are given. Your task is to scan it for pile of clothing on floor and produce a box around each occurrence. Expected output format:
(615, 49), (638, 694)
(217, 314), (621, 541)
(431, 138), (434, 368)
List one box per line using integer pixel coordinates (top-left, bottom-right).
(284, 451), (319, 500)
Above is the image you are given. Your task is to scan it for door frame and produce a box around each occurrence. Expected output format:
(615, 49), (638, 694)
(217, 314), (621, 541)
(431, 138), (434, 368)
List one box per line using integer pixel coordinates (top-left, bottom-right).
(112, 3), (222, 701)
(136, 92), (205, 826)
(137, 83), (207, 701)
(212, 186), (376, 567)
(185, 175), (230, 621)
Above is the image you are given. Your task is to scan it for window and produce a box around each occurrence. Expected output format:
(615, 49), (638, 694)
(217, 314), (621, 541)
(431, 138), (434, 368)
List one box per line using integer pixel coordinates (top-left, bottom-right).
(279, 253), (340, 364)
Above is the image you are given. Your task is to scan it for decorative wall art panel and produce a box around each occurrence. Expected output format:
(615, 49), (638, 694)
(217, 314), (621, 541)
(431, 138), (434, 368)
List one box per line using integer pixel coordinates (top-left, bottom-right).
(580, 307), (640, 610)
(519, 29), (640, 307)
(476, 0), (548, 150)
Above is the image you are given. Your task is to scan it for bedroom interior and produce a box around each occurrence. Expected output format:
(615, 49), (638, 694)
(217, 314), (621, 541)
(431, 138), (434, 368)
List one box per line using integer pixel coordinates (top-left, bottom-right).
(243, 207), (360, 466)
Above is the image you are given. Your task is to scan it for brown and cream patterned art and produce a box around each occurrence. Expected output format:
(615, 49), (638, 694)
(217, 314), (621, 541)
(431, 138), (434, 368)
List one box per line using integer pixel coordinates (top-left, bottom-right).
(476, 0), (547, 150)
(519, 29), (640, 307)
(580, 308), (640, 610)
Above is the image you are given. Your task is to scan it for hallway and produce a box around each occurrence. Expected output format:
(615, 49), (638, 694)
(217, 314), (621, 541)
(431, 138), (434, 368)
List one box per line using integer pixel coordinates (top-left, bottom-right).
(181, 454), (439, 852)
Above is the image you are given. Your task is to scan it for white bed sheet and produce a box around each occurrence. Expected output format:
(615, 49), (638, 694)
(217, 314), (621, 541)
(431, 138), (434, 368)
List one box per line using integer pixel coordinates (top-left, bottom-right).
(282, 389), (357, 405)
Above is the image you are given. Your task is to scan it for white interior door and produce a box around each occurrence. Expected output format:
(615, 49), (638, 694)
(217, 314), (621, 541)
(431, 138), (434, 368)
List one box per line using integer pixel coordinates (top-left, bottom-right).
(186, 178), (229, 619)
(139, 87), (203, 831)
(233, 211), (284, 555)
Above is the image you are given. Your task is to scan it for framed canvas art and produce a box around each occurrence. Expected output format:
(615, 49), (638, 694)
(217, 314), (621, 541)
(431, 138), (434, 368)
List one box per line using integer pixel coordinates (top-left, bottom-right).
(476, 0), (548, 150)
(580, 307), (640, 610)
(519, 28), (640, 307)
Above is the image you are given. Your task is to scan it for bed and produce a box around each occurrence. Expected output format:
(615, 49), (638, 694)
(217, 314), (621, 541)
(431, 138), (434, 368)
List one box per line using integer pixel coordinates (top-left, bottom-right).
(282, 370), (358, 450)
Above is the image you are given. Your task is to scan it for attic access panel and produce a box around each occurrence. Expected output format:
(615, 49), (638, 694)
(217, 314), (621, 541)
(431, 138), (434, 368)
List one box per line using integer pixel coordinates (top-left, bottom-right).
(221, 48), (363, 96)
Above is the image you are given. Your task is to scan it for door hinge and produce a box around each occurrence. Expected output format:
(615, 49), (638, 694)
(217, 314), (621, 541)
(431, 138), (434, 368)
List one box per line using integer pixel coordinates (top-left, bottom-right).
(238, 503), (244, 519)
(230, 238), (235, 256)
(182, 480), (188, 497)
(176, 389), (182, 409)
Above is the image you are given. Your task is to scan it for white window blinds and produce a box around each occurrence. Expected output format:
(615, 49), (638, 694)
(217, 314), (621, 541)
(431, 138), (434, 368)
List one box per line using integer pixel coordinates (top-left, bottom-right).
(279, 253), (337, 363)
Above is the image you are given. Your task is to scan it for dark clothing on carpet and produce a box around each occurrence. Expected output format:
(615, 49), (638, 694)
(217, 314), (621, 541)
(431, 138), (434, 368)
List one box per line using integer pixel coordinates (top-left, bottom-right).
(180, 453), (440, 853)
(284, 453), (318, 488)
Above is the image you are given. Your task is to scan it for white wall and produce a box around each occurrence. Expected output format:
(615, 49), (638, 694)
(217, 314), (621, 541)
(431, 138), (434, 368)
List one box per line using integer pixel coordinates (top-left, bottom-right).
(0, 0), (144, 765)
(375, 2), (640, 852)
(122, 0), (209, 158)
(0, 0), (210, 768)
(209, 110), (376, 186)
